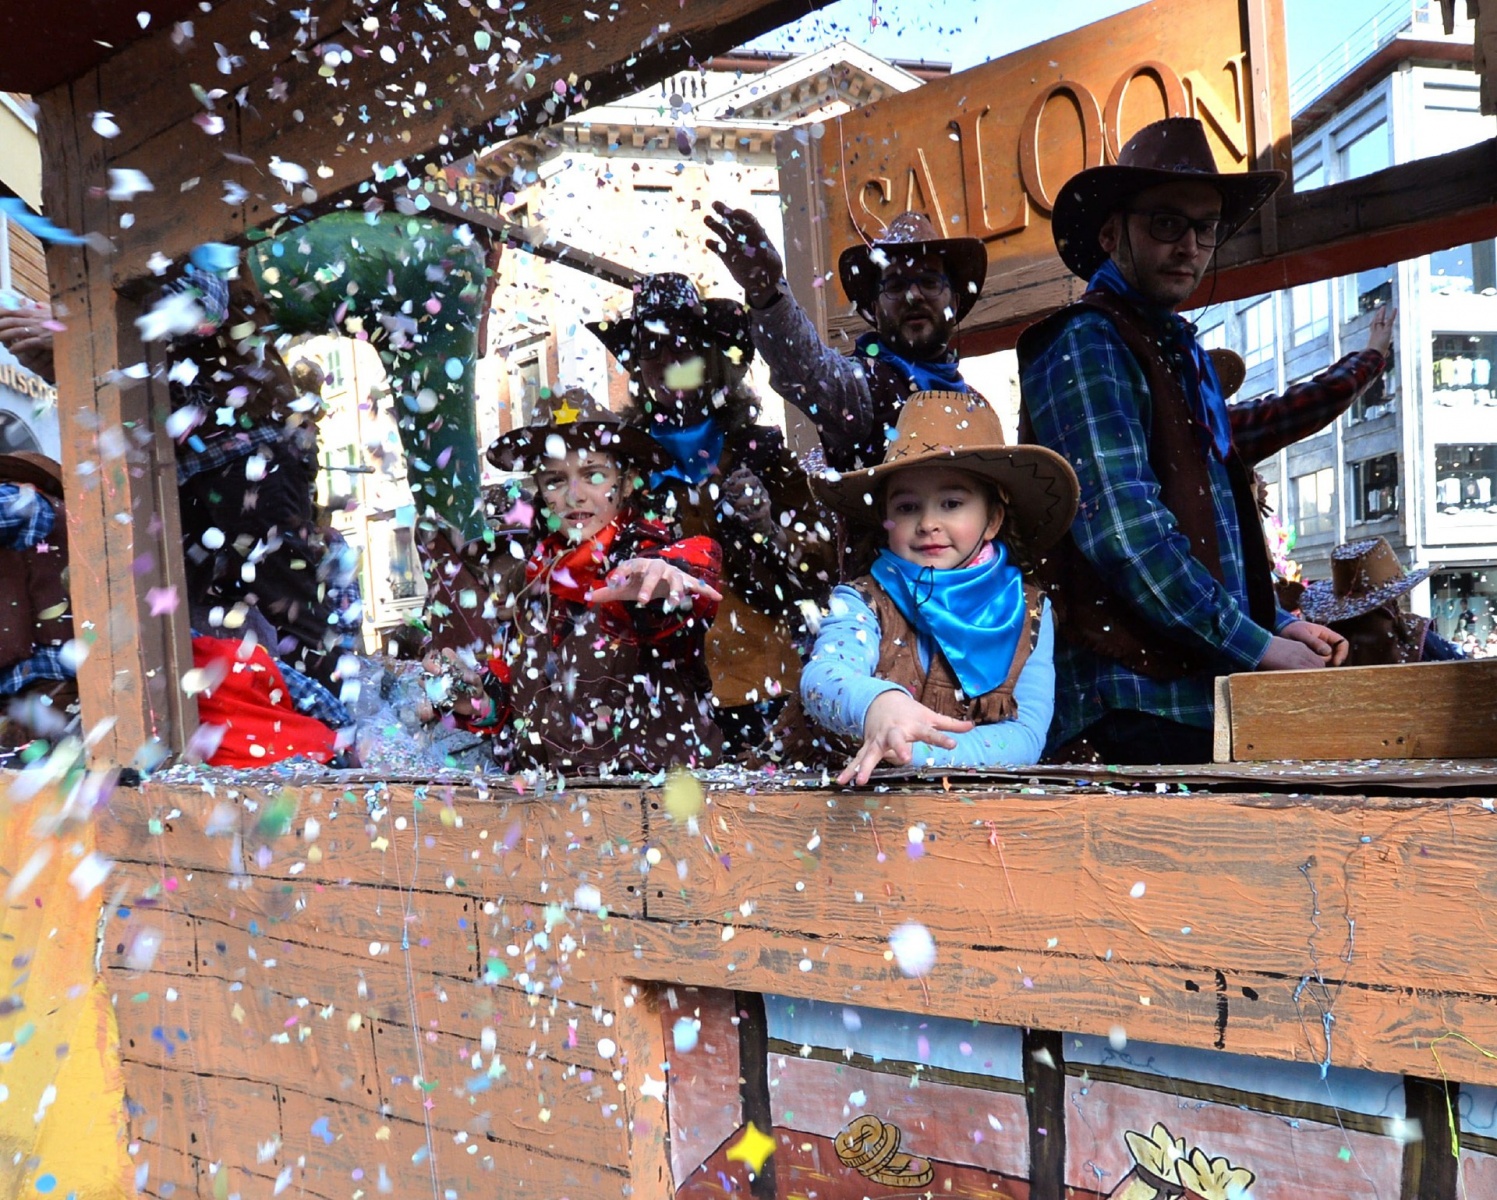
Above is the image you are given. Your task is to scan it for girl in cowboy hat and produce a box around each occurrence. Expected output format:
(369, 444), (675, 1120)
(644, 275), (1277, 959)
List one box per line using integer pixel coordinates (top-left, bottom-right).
(800, 391), (1079, 784)
(467, 386), (727, 775)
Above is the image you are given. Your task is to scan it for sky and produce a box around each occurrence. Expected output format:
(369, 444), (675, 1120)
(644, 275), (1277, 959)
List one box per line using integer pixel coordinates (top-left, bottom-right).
(745, 0), (1400, 93)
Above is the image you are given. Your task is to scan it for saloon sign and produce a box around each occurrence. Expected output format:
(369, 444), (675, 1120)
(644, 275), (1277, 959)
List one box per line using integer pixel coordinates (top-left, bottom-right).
(779, 0), (1289, 340)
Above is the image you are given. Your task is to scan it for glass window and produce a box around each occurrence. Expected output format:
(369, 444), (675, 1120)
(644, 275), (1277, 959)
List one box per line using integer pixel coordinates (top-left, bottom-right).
(1349, 454), (1399, 523)
(1290, 280), (1329, 345)
(1241, 299), (1274, 368)
(1434, 445), (1497, 512)
(1429, 241), (1497, 296)
(1262, 478), (1281, 518)
(324, 345), (346, 391)
(388, 526), (421, 600)
(1339, 121), (1389, 180)
(1197, 321), (1226, 350)
(1347, 346), (1395, 422)
(1292, 466), (1336, 537)
(512, 354), (545, 426)
(747, 190), (786, 259)
(1431, 333), (1497, 406)
(1294, 160), (1326, 192)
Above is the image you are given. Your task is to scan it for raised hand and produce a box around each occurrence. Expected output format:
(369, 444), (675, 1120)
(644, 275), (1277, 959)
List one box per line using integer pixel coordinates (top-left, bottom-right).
(718, 465), (775, 532)
(585, 557), (723, 610)
(704, 201), (783, 309)
(837, 689), (975, 786)
(1365, 305), (1396, 361)
(0, 301), (58, 383)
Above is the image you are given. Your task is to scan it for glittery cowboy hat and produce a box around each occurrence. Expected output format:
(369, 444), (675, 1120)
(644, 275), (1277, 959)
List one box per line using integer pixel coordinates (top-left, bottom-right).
(1051, 117), (1284, 280)
(813, 390), (1079, 550)
(1299, 537), (1430, 624)
(486, 386), (671, 475)
(0, 451), (64, 499)
(586, 273), (754, 369)
(838, 211), (988, 325)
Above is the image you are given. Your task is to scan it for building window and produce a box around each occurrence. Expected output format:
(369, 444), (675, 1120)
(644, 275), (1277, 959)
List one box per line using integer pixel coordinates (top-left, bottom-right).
(1292, 466), (1336, 537)
(1290, 280), (1329, 345)
(1434, 444), (1497, 512)
(512, 354), (545, 426)
(1347, 347), (1395, 422)
(633, 184), (674, 249)
(1429, 241), (1497, 296)
(1349, 454), (1399, 523)
(1261, 478), (1281, 518)
(1294, 160), (1326, 192)
(1241, 299), (1274, 368)
(1197, 321), (1226, 351)
(323, 345), (347, 391)
(1431, 333), (1497, 406)
(387, 526), (421, 600)
(1339, 121), (1389, 181)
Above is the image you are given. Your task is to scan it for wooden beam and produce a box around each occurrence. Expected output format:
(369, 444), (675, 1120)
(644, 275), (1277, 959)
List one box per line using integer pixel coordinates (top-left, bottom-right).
(1224, 659), (1497, 762)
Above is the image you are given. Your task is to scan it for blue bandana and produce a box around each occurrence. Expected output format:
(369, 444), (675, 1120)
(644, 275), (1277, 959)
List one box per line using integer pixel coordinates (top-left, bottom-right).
(648, 417), (726, 487)
(870, 543), (1026, 700)
(1089, 259), (1233, 461)
(855, 333), (970, 395)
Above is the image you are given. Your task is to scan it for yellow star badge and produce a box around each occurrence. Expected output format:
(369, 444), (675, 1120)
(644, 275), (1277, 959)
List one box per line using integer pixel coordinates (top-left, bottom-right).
(553, 398), (582, 426)
(725, 1121), (776, 1174)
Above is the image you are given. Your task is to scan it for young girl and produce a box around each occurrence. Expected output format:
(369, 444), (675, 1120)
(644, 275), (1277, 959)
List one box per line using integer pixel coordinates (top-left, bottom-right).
(801, 391), (1079, 784)
(485, 387), (725, 775)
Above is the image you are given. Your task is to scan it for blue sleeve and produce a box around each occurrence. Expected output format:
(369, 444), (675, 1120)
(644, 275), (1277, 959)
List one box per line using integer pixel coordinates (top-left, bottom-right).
(1021, 314), (1272, 671)
(0, 484), (55, 550)
(800, 585), (906, 738)
(904, 599), (1055, 769)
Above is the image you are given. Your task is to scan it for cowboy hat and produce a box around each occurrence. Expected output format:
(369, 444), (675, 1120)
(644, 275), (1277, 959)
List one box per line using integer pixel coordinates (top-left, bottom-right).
(813, 390), (1078, 550)
(838, 212), (988, 324)
(487, 387), (671, 476)
(0, 451), (64, 498)
(1051, 117), (1284, 280)
(1299, 537), (1429, 624)
(586, 273), (754, 369)
(1207, 348), (1246, 400)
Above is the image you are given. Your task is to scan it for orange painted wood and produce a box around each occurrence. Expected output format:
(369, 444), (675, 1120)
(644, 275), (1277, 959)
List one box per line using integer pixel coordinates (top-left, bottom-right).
(1226, 658), (1497, 761)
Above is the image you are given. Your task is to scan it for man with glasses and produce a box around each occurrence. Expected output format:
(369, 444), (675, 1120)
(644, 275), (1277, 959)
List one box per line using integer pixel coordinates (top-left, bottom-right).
(705, 206), (987, 471)
(1017, 117), (1389, 765)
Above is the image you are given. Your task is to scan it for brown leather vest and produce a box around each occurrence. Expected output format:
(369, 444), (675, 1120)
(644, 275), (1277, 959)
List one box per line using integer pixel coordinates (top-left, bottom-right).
(850, 578), (1046, 724)
(0, 487), (71, 669)
(1016, 292), (1277, 679)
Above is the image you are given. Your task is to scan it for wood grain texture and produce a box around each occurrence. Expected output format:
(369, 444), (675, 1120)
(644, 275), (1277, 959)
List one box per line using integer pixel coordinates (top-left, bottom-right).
(1226, 659), (1497, 761)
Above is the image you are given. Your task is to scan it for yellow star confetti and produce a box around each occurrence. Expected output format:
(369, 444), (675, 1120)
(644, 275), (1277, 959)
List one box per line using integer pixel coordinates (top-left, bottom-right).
(725, 1121), (776, 1174)
(553, 398), (582, 425)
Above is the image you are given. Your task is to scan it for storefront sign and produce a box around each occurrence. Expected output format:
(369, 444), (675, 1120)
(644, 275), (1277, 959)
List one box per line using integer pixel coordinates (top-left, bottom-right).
(0, 359), (57, 406)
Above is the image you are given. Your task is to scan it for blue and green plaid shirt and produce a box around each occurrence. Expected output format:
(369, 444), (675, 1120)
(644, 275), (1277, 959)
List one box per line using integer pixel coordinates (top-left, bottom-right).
(1022, 307), (1383, 747)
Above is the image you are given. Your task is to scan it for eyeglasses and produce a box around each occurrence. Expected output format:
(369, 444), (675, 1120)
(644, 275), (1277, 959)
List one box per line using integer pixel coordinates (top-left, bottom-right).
(1127, 210), (1226, 247)
(878, 271), (951, 297)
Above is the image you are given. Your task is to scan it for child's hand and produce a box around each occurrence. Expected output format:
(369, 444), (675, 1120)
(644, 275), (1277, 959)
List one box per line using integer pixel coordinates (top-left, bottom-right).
(585, 557), (723, 610)
(718, 466), (775, 532)
(838, 690), (974, 786)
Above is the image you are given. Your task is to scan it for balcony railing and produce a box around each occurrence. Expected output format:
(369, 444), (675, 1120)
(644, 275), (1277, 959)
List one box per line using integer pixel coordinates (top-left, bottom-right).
(1290, 0), (1466, 116)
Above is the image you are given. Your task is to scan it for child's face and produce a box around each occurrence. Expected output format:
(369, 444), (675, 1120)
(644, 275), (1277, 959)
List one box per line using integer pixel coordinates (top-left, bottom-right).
(535, 447), (629, 543)
(883, 466), (1004, 570)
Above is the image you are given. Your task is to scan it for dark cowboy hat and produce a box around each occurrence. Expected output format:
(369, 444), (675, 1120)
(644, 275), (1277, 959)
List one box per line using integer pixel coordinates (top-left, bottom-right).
(1299, 537), (1430, 624)
(487, 387), (671, 476)
(813, 390), (1078, 551)
(1051, 117), (1284, 280)
(0, 451), (64, 499)
(586, 273), (754, 369)
(838, 212), (988, 324)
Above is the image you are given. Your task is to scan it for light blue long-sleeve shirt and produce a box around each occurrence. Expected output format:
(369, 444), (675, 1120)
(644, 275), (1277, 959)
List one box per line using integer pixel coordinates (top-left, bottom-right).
(801, 583), (1056, 769)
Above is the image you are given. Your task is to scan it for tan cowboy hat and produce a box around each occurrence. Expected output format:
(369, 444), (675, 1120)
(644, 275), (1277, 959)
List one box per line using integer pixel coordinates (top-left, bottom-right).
(1299, 537), (1429, 624)
(0, 451), (64, 498)
(1207, 348), (1246, 400)
(838, 212), (988, 325)
(487, 387), (671, 475)
(1051, 117), (1284, 280)
(813, 390), (1079, 550)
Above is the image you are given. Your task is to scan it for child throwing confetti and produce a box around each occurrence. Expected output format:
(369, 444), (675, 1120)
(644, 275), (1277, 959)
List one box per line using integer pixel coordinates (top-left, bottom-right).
(802, 390), (1078, 784)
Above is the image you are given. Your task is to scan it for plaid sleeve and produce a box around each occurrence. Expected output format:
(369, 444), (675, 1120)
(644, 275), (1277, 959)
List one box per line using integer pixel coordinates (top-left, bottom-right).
(0, 646), (74, 698)
(1229, 349), (1385, 465)
(1021, 313), (1272, 671)
(277, 661), (353, 728)
(0, 484), (56, 550)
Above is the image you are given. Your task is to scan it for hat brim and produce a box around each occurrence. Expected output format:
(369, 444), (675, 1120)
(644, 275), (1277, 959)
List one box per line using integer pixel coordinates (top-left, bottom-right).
(486, 420), (672, 476)
(1299, 568), (1431, 624)
(838, 236), (989, 325)
(586, 299), (755, 367)
(814, 444), (1080, 551)
(1051, 164), (1284, 280)
(0, 452), (64, 498)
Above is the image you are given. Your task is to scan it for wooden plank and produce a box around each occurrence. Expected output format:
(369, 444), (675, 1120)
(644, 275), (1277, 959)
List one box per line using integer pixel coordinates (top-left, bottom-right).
(1227, 659), (1497, 761)
(1213, 674), (1233, 762)
(123, 1063), (281, 1168)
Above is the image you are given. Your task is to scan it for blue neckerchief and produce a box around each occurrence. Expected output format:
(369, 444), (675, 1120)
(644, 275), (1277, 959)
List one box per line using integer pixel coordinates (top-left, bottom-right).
(1089, 259), (1233, 461)
(870, 542), (1025, 700)
(648, 417), (726, 487)
(855, 333), (970, 394)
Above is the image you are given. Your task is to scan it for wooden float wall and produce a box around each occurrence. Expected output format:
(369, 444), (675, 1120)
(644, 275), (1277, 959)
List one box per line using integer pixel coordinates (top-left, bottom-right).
(103, 778), (1497, 1197)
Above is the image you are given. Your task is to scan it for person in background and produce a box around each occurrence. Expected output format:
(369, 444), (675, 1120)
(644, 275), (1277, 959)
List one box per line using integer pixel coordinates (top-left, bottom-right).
(0, 453), (76, 750)
(590, 272), (835, 755)
(706, 206), (988, 471)
(800, 391), (1078, 784)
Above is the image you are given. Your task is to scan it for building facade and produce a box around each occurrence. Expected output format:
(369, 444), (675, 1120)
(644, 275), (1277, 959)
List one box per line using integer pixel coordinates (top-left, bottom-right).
(1196, 1), (1496, 639)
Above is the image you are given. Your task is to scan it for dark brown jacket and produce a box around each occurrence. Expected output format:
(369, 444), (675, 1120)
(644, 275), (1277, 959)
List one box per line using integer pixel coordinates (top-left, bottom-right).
(0, 486), (70, 670)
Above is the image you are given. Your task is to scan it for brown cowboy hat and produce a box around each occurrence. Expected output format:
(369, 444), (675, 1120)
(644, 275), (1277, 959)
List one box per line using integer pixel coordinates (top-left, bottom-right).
(1299, 537), (1429, 624)
(838, 212), (988, 325)
(586, 273), (754, 369)
(487, 387), (671, 476)
(1208, 348), (1246, 400)
(0, 451), (64, 498)
(1051, 117), (1284, 280)
(813, 390), (1078, 550)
